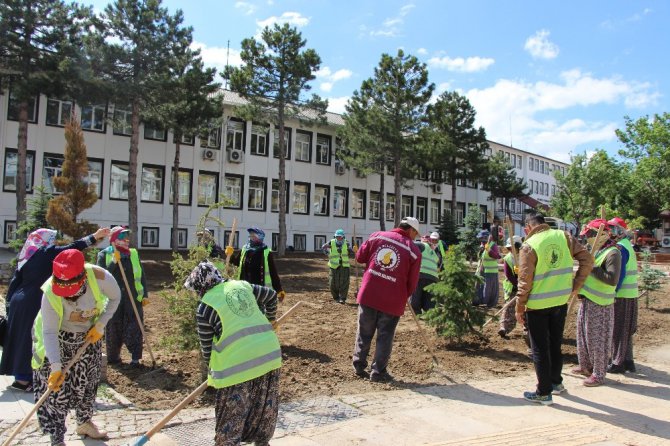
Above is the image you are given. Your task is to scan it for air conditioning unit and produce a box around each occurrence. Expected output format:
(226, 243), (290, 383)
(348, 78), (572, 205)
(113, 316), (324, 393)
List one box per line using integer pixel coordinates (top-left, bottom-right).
(228, 149), (244, 163)
(661, 236), (670, 248)
(432, 184), (442, 194)
(202, 149), (218, 161)
(334, 161), (345, 175)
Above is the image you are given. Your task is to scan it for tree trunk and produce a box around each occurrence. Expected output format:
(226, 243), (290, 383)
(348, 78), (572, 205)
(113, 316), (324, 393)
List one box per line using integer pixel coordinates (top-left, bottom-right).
(128, 99), (140, 246)
(16, 101), (29, 226)
(450, 162), (457, 215)
(171, 140), (181, 253)
(277, 108), (287, 256)
(379, 172), (386, 231)
(394, 155), (401, 228)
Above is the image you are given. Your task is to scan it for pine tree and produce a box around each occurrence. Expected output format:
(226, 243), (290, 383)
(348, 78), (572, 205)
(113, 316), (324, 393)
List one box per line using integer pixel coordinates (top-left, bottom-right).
(9, 185), (53, 257)
(436, 210), (459, 246)
(459, 205), (483, 262)
(422, 245), (486, 341)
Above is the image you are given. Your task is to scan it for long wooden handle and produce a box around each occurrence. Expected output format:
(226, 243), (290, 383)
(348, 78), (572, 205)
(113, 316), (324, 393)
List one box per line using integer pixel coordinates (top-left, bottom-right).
(276, 301), (302, 325)
(405, 301), (440, 365)
(224, 218), (238, 277)
(353, 224), (360, 292)
(2, 340), (92, 446)
(483, 296), (517, 328)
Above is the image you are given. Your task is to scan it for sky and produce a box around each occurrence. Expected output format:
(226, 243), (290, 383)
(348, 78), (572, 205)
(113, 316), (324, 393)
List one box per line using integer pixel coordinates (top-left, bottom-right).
(87, 0), (670, 163)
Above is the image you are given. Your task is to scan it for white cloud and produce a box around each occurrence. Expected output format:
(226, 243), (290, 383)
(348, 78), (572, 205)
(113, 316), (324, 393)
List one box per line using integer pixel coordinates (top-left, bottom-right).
(234, 1), (256, 15)
(601, 8), (653, 30)
(428, 55), (495, 72)
(257, 11), (310, 29)
(368, 4), (415, 38)
(524, 30), (559, 60)
(326, 96), (350, 114)
(417, 47), (428, 56)
(192, 41), (242, 73)
(316, 67), (353, 93)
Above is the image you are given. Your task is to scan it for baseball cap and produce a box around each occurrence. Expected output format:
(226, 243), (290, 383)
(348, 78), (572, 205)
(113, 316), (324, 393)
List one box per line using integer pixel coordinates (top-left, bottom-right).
(430, 232), (440, 240)
(334, 229), (345, 237)
(51, 249), (86, 297)
(400, 217), (420, 233)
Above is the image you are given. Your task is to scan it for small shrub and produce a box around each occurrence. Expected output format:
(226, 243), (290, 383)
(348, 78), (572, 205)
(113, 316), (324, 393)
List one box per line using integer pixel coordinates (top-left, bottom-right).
(639, 251), (667, 309)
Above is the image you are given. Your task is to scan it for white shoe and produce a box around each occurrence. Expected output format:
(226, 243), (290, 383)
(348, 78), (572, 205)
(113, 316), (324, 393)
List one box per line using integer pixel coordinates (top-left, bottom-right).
(76, 420), (108, 439)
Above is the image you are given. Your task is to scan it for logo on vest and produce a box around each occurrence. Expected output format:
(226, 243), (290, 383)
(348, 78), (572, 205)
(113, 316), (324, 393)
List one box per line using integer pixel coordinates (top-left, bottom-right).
(544, 244), (564, 269)
(374, 246), (399, 271)
(226, 289), (255, 318)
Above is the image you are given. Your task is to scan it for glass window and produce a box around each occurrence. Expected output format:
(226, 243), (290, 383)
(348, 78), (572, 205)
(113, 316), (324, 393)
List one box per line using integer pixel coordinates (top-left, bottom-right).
(333, 187), (347, 217)
(430, 199), (440, 225)
(201, 126), (221, 149)
(314, 235), (326, 252)
(386, 193), (395, 222)
(144, 125), (166, 141)
(42, 153), (64, 194)
(273, 127), (291, 159)
(250, 125), (269, 156)
(248, 177), (266, 211)
(369, 191), (380, 220)
(109, 161), (129, 200)
(295, 131), (311, 162)
(80, 104), (106, 132)
(170, 228), (188, 249)
(198, 171), (219, 207)
(3, 149), (35, 193)
(169, 169), (192, 205)
(352, 189), (365, 219)
(4, 220), (18, 244)
(480, 205), (488, 227)
(223, 175), (243, 208)
(316, 134), (331, 165)
(113, 107), (133, 136)
(141, 165), (164, 202)
(86, 159), (104, 198)
(293, 234), (306, 251)
(552, 184), (556, 196)
(455, 202), (465, 227)
(535, 158), (540, 172)
(7, 92), (38, 122)
(271, 233), (279, 251)
(141, 227), (159, 247)
(178, 134), (195, 145)
(529, 157), (534, 171)
(314, 185), (329, 216)
(416, 197), (427, 223)
(223, 230), (240, 249)
(292, 182), (309, 214)
(402, 195), (413, 219)
(46, 98), (73, 126)
(226, 119), (244, 151)
(271, 179), (289, 213)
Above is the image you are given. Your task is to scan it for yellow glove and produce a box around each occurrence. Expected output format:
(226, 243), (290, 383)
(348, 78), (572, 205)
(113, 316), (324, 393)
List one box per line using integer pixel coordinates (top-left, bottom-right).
(513, 266), (519, 275)
(85, 325), (104, 344)
(277, 291), (286, 302)
(353, 245), (359, 253)
(225, 246), (234, 257)
(142, 298), (149, 307)
(48, 371), (65, 392)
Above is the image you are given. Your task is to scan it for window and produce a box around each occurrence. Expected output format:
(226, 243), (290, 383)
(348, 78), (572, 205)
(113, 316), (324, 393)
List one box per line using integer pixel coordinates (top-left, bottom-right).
(46, 98), (73, 126)
(113, 106), (133, 136)
(386, 193), (395, 221)
(551, 184), (556, 196)
(141, 227), (159, 247)
(200, 127), (221, 149)
(529, 181), (534, 194)
(176, 134), (195, 146)
(314, 235), (327, 252)
(144, 124), (167, 141)
(540, 161), (545, 174)
(529, 157), (534, 171)
(4, 221), (17, 244)
(226, 119), (245, 152)
(314, 184), (329, 216)
(352, 189), (365, 219)
(109, 161), (129, 200)
(169, 168), (192, 205)
(7, 92), (39, 123)
(248, 177), (266, 211)
(418, 168), (427, 180)
(293, 234), (306, 251)
(517, 154), (523, 168)
(3, 148), (35, 193)
(369, 192), (380, 220)
(271, 179), (290, 213)
(430, 199), (440, 225)
(223, 174), (243, 209)
(293, 182), (309, 214)
(333, 187), (347, 217)
(273, 127), (291, 159)
(535, 158), (540, 172)
(223, 230), (240, 249)
(86, 158), (104, 198)
(401, 195), (413, 219)
(80, 104), (106, 132)
(170, 228), (188, 249)
(455, 202), (465, 227)
(480, 205), (488, 227)
(271, 233), (279, 251)
(295, 130), (311, 162)
(141, 165), (164, 203)
(197, 171), (219, 206)
(250, 125), (269, 156)
(42, 153), (64, 194)
(416, 197), (427, 223)
(316, 134), (331, 165)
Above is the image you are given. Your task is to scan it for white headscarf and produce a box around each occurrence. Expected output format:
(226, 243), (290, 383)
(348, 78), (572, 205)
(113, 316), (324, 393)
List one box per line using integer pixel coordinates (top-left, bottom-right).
(17, 228), (57, 270)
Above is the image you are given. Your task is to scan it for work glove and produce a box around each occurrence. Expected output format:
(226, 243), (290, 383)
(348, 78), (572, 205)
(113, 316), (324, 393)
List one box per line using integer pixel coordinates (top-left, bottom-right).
(277, 291), (286, 303)
(85, 323), (104, 344)
(353, 245), (359, 254)
(513, 266), (519, 275)
(225, 246), (234, 257)
(48, 371), (65, 392)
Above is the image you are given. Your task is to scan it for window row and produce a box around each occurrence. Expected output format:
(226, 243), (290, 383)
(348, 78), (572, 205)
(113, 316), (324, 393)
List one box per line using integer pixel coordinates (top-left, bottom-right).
(528, 180), (553, 197)
(528, 156), (565, 176)
(500, 150), (523, 169)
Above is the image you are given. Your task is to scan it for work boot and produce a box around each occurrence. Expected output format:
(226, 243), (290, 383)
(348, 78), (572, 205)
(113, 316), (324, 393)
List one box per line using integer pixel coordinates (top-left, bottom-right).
(76, 421), (108, 440)
(353, 366), (369, 379)
(498, 328), (508, 339)
(607, 363), (626, 374)
(370, 371), (394, 383)
(624, 360), (637, 373)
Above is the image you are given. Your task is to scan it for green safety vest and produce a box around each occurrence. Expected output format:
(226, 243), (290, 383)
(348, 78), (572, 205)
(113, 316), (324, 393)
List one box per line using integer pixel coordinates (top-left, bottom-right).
(502, 253), (517, 301)
(237, 247), (272, 288)
(105, 248), (145, 302)
(419, 242), (439, 279)
(616, 238), (639, 299)
(32, 265), (108, 369)
(524, 229), (574, 310)
(480, 242), (498, 274)
(202, 280), (281, 388)
(580, 246), (618, 306)
(328, 239), (350, 269)
(436, 241), (447, 266)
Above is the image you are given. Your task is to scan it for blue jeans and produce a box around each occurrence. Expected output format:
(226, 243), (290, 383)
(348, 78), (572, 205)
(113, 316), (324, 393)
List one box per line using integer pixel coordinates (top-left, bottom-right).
(352, 304), (400, 376)
(526, 304), (568, 396)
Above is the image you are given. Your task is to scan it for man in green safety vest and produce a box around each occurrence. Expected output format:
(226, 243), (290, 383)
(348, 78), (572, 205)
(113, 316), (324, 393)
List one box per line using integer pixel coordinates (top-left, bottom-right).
(96, 226), (149, 367)
(515, 213), (593, 405)
(410, 234), (440, 314)
(321, 229), (355, 304)
(429, 232), (448, 271)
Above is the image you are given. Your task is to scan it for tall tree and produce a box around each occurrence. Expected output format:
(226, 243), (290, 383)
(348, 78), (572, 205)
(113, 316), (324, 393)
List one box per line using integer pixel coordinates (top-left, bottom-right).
(228, 23), (326, 256)
(86, 0), (193, 245)
(46, 116), (98, 238)
(424, 91), (489, 214)
(0, 0), (91, 226)
(341, 49), (434, 229)
(484, 151), (527, 220)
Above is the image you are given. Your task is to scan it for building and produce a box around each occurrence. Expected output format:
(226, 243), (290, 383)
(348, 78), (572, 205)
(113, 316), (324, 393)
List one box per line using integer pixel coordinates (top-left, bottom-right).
(0, 90), (567, 250)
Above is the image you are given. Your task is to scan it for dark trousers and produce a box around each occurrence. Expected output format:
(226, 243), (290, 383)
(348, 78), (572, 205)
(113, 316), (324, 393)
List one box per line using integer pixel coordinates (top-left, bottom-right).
(352, 304), (400, 376)
(526, 304), (567, 396)
(410, 276), (437, 314)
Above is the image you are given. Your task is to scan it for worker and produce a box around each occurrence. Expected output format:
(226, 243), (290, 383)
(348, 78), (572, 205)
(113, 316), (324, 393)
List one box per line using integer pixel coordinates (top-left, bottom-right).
(410, 234), (440, 314)
(321, 229), (355, 304)
(474, 230), (501, 308)
(498, 235), (522, 338)
(429, 231), (448, 271)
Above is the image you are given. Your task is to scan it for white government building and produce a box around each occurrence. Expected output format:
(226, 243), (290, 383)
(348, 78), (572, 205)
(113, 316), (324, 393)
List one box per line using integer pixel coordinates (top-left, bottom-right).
(0, 90), (568, 251)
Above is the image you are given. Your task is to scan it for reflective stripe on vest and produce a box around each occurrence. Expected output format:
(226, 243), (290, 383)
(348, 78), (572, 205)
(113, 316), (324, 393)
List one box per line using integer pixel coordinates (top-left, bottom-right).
(237, 247), (272, 288)
(328, 239), (350, 269)
(616, 238), (639, 299)
(525, 229), (574, 310)
(419, 242), (439, 279)
(581, 246), (618, 306)
(32, 265), (107, 369)
(502, 253), (516, 301)
(202, 280), (281, 388)
(105, 248), (144, 301)
(481, 243), (498, 274)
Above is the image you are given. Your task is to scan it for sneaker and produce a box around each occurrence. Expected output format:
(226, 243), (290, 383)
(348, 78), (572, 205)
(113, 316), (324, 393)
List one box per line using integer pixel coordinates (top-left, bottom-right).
(523, 391), (553, 406)
(353, 367), (369, 379)
(76, 421), (108, 440)
(370, 371), (394, 383)
(624, 360), (637, 373)
(582, 375), (603, 387)
(498, 329), (508, 339)
(9, 381), (33, 392)
(607, 363), (626, 374)
(571, 366), (591, 377)
(338, 299), (346, 304)
(551, 383), (566, 395)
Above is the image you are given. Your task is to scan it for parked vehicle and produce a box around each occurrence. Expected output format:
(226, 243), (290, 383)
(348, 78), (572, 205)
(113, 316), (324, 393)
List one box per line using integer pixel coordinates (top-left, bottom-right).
(633, 230), (660, 251)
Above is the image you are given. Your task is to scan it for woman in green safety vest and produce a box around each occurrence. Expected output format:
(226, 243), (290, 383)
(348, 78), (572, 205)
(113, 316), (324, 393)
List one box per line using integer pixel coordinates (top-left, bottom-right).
(32, 249), (121, 446)
(185, 261), (281, 446)
(474, 230), (501, 308)
(498, 236), (523, 338)
(321, 228), (356, 304)
(574, 219), (622, 387)
(410, 234), (440, 314)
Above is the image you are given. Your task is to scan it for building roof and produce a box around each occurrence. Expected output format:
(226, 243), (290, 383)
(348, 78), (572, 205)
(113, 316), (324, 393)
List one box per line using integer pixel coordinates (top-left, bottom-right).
(519, 194), (550, 212)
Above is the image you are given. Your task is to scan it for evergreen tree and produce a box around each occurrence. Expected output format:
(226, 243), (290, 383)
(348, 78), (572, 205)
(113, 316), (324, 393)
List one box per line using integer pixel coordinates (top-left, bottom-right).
(436, 210), (459, 246)
(459, 204), (482, 262)
(228, 23), (326, 256)
(9, 185), (53, 256)
(422, 245), (486, 341)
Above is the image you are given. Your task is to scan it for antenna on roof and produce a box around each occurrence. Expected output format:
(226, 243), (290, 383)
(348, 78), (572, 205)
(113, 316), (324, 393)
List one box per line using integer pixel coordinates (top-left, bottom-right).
(224, 39), (230, 90)
(509, 114), (513, 147)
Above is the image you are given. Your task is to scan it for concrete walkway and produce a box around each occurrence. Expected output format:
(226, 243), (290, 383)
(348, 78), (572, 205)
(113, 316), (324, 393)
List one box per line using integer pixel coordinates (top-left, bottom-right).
(1, 344), (669, 446)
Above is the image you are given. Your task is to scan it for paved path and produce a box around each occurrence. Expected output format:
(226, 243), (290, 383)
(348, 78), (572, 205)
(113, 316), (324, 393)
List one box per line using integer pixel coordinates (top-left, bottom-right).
(1, 346), (668, 446)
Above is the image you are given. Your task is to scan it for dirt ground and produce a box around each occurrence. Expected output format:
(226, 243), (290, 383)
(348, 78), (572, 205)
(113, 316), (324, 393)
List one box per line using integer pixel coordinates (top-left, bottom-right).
(98, 253), (670, 410)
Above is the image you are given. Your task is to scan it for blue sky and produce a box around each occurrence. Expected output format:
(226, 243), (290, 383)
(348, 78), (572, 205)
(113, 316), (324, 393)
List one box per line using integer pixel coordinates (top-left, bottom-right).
(87, 0), (669, 163)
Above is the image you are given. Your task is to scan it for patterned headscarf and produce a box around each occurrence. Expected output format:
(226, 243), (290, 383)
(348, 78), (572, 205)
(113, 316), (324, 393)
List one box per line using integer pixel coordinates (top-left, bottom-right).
(244, 227), (267, 251)
(184, 261), (225, 297)
(17, 228), (57, 270)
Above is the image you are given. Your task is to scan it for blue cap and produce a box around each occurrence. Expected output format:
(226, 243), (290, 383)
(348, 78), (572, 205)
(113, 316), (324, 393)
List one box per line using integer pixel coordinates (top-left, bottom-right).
(247, 227), (265, 238)
(477, 230), (490, 239)
(334, 229), (345, 237)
